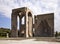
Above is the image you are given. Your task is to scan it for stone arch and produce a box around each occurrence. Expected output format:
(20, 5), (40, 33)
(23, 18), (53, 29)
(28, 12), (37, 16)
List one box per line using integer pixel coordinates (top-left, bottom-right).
(11, 7), (33, 38)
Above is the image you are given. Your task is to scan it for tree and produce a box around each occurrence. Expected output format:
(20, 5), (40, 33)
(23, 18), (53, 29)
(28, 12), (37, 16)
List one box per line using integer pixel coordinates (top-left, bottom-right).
(0, 28), (10, 37)
(58, 32), (60, 36)
(55, 31), (58, 37)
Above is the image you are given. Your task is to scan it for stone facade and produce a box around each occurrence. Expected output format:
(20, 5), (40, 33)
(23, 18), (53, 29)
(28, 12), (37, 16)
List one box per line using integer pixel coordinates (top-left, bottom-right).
(11, 7), (54, 38)
(11, 7), (33, 38)
(34, 13), (54, 37)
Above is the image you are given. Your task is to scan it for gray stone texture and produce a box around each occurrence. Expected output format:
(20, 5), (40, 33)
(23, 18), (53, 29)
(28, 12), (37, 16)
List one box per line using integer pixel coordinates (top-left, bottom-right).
(34, 13), (54, 37)
(11, 7), (33, 38)
(11, 7), (54, 38)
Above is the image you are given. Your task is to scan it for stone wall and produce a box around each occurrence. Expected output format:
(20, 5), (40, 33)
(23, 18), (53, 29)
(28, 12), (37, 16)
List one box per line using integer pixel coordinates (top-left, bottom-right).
(34, 13), (54, 37)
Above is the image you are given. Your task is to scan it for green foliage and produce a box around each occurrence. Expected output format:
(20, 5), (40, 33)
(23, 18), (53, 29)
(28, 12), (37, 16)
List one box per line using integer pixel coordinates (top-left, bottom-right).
(55, 31), (58, 37)
(55, 31), (60, 37)
(0, 28), (10, 37)
(58, 32), (60, 36)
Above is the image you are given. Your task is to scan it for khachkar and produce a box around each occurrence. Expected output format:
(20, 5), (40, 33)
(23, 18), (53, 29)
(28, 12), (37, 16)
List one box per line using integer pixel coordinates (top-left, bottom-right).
(11, 7), (33, 38)
(34, 13), (54, 37)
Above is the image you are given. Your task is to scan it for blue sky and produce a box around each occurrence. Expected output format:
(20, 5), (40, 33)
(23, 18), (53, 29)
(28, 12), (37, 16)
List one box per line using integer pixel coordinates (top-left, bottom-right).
(0, 0), (60, 32)
(0, 13), (11, 29)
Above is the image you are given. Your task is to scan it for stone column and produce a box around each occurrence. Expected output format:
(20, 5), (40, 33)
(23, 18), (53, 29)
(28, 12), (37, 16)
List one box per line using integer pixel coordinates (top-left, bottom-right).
(11, 12), (18, 37)
(28, 16), (33, 37)
(24, 16), (26, 37)
(26, 12), (29, 38)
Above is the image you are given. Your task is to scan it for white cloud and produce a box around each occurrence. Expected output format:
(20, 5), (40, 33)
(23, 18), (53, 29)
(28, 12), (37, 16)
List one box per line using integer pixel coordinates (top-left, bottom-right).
(0, 0), (57, 17)
(0, 0), (19, 18)
(0, 0), (60, 32)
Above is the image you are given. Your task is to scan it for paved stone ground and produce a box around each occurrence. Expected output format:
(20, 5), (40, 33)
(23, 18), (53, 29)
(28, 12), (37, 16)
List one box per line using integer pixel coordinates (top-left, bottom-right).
(0, 39), (60, 44)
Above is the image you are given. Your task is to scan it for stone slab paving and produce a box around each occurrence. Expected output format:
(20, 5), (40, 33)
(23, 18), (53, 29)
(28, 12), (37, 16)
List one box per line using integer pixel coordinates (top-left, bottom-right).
(0, 39), (60, 44)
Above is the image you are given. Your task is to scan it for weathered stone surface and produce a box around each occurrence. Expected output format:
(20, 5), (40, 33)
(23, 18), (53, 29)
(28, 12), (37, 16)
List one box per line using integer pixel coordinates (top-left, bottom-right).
(34, 13), (54, 37)
(28, 12), (33, 37)
(11, 7), (54, 38)
(11, 13), (18, 37)
(11, 7), (33, 38)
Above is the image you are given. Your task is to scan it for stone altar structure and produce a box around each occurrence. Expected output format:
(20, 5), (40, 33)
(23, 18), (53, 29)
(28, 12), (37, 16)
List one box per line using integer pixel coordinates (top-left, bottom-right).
(11, 7), (33, 38)
(11, 7), (54, 38)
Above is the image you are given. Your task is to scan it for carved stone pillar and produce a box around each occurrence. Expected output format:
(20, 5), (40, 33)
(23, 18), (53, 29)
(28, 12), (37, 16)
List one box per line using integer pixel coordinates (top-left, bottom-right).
(24, 16), (26, 37)
(11, 13), (18, 37)
(28, 16), (33, 37)
(26, 12), (29, 38)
